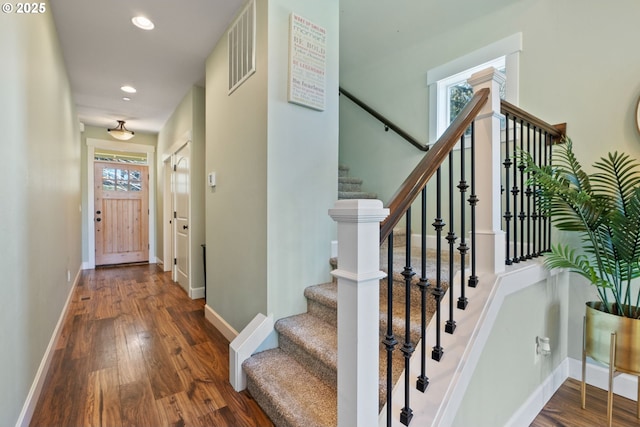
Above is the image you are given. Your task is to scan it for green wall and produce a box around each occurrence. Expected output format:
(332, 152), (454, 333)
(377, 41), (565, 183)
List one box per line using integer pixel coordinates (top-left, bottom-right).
(0, 4), (82, 425)
(205, 0), (339, 333)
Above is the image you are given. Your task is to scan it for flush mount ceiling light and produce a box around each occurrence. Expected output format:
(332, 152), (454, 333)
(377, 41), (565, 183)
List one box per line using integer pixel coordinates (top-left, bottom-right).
(132, 16), (154, 30)
(120, 85), (137, 94)
(107, 120), (135, 141)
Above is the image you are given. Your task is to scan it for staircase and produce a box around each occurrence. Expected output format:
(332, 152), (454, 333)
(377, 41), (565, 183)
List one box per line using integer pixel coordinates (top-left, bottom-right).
(243, 246), (451, 427)
(338, 164), (377, 200)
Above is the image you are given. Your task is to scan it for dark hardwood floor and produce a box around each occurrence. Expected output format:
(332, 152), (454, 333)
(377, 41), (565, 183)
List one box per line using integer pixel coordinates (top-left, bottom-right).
(30, 264), (274, 427)
(30, 264), (640, 426)
(531, 378), (640, 427)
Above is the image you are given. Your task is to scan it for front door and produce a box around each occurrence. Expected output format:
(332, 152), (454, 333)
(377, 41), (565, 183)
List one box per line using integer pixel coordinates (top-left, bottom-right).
(174, 144), (190, 292)
(94, 162), (149, 266)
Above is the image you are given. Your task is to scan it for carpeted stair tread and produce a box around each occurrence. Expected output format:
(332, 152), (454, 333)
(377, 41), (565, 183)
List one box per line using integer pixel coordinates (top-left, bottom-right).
(275, 313), (338, 386)
(338, 176), (363, 184)
(244, 348), (337, 427)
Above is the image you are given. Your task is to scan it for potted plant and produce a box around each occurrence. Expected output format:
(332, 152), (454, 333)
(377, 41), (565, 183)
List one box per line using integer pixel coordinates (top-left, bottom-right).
(522, 137), (640, 425)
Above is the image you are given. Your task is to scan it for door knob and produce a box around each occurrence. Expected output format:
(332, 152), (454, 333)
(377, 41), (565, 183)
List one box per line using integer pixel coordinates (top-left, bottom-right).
(96, 210), (101, 214)
(183, 225), (189, 230)
(96, 218), (101, 222)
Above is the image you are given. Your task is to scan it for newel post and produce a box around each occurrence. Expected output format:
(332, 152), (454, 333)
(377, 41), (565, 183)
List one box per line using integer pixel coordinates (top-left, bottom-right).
(468, 67), (506, 275)
(329, 199), (389, 427)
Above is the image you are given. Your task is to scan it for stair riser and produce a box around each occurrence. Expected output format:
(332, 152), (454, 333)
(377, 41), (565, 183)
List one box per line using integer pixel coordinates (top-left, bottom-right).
(279, 334), (337, 388)
(338, 183), (363, 192)
(307, 299), (337, 327)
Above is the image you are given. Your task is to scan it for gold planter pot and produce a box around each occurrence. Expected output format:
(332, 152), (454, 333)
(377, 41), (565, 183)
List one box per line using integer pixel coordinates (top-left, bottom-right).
(582, 301), (640, 426)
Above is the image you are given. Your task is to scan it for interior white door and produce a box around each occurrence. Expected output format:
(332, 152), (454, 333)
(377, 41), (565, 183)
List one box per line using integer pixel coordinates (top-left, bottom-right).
(174, 144), (190, 293)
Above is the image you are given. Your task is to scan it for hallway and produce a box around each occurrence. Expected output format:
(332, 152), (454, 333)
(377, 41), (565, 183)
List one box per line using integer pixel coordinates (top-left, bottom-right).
(30, 264), (273, 427)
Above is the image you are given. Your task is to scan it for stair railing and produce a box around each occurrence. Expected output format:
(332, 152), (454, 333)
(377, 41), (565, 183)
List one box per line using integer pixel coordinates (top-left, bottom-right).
(500, 100), (566, 265)
(339, 87), (429, 151)
(378, 76), (489, 426)
(330, 68), (565, 427)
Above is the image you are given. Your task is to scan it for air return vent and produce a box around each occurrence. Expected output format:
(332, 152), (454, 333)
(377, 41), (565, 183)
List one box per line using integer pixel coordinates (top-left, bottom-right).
(228, 0), (256, 94)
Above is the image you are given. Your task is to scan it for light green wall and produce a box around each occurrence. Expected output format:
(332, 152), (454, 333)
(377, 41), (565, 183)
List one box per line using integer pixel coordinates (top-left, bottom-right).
(340, 0), (640, 208)
(205, 0), (339, 332)
(156, 86), (206, 290)
(80, 126), (157, 264)
(0, 4), (82, 425)
(205, 0), (270, 331)
(453, 274), (569, 426)
(266, 0), (339, 322)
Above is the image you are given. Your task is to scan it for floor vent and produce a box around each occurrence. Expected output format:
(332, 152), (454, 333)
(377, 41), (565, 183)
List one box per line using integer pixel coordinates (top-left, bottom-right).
(228, 0), (256, 94)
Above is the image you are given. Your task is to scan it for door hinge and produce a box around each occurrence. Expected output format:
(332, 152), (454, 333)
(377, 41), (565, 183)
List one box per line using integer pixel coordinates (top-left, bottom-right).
(173, 165), (177, 172)
(173, 211), (177, 219)
(174, 258), (177, 265)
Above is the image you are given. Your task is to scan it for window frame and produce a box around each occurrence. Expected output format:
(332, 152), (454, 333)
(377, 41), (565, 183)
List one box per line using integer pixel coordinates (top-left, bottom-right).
(427, 33), (522, 145)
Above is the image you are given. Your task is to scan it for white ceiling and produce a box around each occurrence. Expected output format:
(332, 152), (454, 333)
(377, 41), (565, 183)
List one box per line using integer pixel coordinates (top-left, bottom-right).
(50, 0), (244, 134)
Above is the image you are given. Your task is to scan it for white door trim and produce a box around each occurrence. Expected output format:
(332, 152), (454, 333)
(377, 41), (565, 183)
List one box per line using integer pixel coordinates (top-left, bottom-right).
(86, 138), (156, 269)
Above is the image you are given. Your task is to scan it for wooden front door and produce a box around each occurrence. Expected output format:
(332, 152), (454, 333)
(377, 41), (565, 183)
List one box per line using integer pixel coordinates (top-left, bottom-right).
(94, 162), (149, 266)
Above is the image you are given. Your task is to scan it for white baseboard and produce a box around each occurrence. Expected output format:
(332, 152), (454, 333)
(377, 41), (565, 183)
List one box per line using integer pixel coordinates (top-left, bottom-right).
(204, 303), (239, 342)
(506, 356), (638, 427)
(229, 313), (274, 391)
(190, 286), (205, 300)
(15, 267), (81, 427)
(506, 358), (569, 427)
(568, 357), (638, 401)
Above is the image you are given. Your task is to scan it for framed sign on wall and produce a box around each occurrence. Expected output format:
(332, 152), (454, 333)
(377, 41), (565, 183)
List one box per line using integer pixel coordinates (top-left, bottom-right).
(288, 13), (326, 111)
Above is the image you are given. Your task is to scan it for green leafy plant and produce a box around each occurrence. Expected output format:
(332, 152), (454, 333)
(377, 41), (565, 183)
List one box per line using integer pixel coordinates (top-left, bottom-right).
(522, 137), (640, 318)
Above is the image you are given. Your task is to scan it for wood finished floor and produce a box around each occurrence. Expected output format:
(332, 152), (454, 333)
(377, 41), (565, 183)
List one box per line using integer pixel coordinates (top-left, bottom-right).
(30, 264), (640, 427)
(30, 264), (274, 427)
(531, 378), (640, 427)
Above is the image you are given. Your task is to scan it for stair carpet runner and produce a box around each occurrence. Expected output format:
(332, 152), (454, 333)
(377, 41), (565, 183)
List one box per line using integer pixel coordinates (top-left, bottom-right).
(337, 164), (377, 200)
(243, 230), (450, 427)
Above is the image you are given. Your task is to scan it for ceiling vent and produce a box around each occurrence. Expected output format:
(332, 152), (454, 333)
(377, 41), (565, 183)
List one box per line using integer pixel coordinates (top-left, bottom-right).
(228, 0), (256, 94)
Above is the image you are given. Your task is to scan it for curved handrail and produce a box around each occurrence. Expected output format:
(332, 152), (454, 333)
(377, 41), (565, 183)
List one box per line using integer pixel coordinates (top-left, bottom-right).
(339, 87), (429, 152)
(380, 88), (490, 243)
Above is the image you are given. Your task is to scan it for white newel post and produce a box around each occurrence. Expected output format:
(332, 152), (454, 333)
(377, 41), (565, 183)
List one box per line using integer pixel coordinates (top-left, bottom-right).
(329, 199), (389, 427)
(467, 67), (506, 275)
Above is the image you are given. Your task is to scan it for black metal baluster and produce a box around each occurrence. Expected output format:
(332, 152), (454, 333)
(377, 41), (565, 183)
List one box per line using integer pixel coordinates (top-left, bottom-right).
(518, 119), (526, 262)
(531, 127), (539, 258)
(400, 211), (415, 426)
(536, 127), (543, 256)
(383, 232), (397, 427)
(468, 122), (479, 288)
(511, 115), (520, 263)
(525, 123), (533, 260)
(416, 188), (429, 392)
(445, 152), (457, 334)
(545, 131), (552, 252)
(432, 168), (445, 361)
(504, 113), (513, 265)
(457, 134), (469, 310)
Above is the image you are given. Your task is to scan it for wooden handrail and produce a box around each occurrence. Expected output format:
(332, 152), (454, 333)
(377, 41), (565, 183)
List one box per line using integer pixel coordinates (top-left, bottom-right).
(380, 88), (490, 243)
(501, 100), (566, 140)
(339, 87), (429, 152)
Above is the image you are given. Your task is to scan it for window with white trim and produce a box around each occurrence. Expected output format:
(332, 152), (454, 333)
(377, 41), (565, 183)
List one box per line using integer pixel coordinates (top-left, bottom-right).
(427, 33), (522, 144)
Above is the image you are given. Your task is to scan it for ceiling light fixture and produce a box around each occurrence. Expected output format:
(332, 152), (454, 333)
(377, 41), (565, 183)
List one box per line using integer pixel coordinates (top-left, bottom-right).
(120, 85), (137, 94)
(107, 120), (135, 141)
(132, 16), (154, 30)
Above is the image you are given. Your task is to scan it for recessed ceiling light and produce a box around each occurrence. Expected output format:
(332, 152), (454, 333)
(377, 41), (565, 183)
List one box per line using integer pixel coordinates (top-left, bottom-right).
(121, 85), (137, 94)
(122, 97), (131, 101)
(132, 16), (154, 30)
